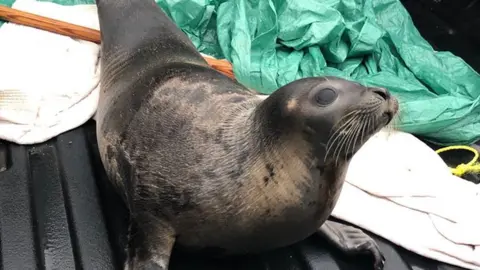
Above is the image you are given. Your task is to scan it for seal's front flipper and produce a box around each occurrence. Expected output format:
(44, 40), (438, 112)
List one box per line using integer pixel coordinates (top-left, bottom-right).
(125, 261), (166, 270)
(125, 220), (175, 270)
(317, 220), (385, 270)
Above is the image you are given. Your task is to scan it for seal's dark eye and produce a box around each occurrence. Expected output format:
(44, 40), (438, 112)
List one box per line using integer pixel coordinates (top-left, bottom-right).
(314, 88), (337, 106)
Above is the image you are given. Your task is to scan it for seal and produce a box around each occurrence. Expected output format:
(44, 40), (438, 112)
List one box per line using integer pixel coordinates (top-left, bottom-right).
(94, 0), (399, 269)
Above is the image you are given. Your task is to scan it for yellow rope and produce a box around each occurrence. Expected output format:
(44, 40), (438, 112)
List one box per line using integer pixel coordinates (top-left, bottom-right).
(435, 145), (480, 177)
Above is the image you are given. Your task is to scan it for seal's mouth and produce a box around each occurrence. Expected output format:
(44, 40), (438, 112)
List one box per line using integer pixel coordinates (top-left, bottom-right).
(382, 111), (394, 124)
(382, 97), (399, 125)
(343, 151), (355, 160)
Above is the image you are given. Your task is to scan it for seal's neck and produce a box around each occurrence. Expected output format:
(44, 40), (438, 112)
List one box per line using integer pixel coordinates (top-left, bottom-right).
(250, 94), (300, 151)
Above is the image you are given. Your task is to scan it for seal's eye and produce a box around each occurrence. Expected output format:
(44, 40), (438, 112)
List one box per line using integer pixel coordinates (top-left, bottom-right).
(314, 88), (337, 106)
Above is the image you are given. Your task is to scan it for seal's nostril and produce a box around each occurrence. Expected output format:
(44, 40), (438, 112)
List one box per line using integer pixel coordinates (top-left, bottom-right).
(373, 88), (389, 100)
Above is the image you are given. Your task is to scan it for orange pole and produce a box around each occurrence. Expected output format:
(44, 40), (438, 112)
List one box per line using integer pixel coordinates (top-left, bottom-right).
(0, 5), (235, 79)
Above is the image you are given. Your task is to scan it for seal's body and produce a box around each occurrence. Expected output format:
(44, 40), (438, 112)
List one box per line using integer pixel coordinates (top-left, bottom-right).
(95, 0), (398, 269)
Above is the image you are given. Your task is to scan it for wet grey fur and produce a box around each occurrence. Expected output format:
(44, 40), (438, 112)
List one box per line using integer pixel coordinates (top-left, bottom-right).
(94, 0), (398, 269)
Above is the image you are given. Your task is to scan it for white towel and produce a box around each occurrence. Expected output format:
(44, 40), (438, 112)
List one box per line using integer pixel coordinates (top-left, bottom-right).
(332, 129), (480, 270)
(0, 1), (231, 144)
(0, 0), (100, 144)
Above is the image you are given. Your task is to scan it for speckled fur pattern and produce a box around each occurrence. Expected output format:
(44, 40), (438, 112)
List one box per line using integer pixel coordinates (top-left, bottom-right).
(94, 0), (398, 269)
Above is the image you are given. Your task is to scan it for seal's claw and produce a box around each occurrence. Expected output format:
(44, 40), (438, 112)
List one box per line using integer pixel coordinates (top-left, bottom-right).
(366, 237), (385, 270)
(317, 220), (385, 270)
(373, 249), (385, 270)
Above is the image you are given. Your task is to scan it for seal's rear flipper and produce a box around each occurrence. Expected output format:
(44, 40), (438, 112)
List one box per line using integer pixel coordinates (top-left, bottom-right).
(317, 220), (385, 270)
(95, 0), (206, 80)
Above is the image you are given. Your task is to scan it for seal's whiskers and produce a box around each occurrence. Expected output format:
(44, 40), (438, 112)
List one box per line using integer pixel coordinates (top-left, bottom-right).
(324, 112), (358, 161)
(327, 119), (354, 164)
(349, 115), (366, 158)
(325, 100), (385, 165)
(332, 117), (359, 166)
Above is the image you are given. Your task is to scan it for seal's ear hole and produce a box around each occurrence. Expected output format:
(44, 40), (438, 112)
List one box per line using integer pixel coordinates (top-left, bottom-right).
(314, 88), (337, 106)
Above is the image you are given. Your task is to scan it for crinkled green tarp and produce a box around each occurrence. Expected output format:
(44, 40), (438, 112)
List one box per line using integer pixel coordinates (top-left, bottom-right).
(2, 0), (480, 145)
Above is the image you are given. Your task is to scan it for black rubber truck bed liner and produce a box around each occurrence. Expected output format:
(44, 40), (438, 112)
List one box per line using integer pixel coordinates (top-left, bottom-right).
(0, 0), (479, 269)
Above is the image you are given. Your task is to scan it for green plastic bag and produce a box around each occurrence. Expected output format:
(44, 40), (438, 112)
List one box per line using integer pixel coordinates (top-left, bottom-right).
(214, 0), (480, 145)
(1, 0), (479, 145)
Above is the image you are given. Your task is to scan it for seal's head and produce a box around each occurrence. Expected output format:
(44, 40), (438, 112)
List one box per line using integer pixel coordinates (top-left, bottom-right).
(256, 76), (398, 163)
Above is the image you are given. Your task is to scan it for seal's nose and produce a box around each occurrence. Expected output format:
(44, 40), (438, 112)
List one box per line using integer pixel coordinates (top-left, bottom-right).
(372, 87), (390, 101)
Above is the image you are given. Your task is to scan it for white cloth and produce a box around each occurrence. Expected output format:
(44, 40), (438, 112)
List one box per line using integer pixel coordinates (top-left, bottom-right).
(332, 129), (480, 270)
(0, 0), (100, 144)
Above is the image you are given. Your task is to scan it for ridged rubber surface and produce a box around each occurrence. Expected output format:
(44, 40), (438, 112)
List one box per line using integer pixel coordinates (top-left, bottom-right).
(0, 120), (476, 270)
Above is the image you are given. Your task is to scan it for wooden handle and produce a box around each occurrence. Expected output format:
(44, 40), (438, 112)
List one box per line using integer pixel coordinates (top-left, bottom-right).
(0, 5), (101, 43)
(0, 5), (235, 79)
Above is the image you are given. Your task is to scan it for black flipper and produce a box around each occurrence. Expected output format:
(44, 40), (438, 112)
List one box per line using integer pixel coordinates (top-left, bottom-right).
(317, 220), (385, 270)
(95, 0), (207, 100)
(125, 219), (176, 270)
